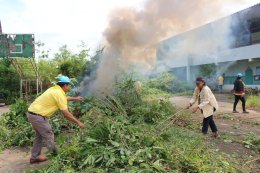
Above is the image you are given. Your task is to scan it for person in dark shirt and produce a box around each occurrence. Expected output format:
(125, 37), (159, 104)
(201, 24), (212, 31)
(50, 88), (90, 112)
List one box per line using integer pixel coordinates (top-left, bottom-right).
(233, 73), (249, 113)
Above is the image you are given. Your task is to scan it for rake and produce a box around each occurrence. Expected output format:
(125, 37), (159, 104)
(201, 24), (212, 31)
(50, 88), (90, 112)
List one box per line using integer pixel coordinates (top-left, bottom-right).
(155, 108), (187, 134)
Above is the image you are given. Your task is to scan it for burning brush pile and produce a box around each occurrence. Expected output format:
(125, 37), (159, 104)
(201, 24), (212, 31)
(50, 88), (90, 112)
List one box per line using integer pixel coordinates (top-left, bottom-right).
(31, 76), (239, 173)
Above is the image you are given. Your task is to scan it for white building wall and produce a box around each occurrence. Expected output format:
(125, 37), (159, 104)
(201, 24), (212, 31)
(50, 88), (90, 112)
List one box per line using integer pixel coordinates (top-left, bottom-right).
(216, 44), (260, 65)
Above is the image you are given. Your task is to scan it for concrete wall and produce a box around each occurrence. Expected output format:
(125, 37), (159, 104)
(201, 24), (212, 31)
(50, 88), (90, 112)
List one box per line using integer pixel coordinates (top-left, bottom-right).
(223, 84), (260, 91)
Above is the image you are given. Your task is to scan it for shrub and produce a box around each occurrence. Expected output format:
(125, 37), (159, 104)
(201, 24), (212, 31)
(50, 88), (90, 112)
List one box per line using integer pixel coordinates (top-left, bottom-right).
(247, 95), (260, 107)
(246, 87), (259, 96)
(142, 86), (171, 98)
(130, 99), (176, 123)
(0, 59), (20, 104)
(69, 96), (94, 117)
(146, 72), (189, 93)
(1, 99), (34, 147)
(198, 64), (217, 79)
(114, 74), (142, 113)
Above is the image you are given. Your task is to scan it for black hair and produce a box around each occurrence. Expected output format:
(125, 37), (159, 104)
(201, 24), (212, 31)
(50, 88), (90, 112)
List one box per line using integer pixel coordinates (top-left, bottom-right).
(57, 82), (69, 87)
(196, 77), (206, 85)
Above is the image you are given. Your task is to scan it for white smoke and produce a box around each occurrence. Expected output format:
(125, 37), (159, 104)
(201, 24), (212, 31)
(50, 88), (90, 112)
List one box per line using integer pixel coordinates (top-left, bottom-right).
(80, 0), (257, 95)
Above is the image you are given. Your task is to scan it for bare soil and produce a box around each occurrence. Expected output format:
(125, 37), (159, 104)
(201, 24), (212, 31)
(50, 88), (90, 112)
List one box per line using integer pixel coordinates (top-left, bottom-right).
(0, 148), (48, 173)
(0, 105), (9, 115)
(171, 93), (260, 172)
(171, 94), (260, 124)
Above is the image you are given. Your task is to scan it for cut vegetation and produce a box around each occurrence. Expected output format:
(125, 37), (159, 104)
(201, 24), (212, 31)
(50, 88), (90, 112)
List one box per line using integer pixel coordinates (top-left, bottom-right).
(0, 76), (245, 173)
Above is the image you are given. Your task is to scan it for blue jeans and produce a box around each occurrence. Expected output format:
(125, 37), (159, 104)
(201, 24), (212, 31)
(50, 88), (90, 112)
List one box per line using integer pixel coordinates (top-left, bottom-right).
(218, 85), (223, 93)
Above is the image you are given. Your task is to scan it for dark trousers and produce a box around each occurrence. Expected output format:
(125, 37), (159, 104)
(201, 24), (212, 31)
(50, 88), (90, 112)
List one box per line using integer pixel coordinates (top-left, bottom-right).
(233, 95), (246, 111)
(202, 115), (218, 133)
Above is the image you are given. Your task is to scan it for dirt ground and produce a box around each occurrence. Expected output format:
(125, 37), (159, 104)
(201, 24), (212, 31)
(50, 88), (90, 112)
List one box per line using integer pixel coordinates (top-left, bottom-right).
(170, 94), (260, 124)
(0, 148), (48, 173)
(0, 94), (260, 172)
(171, 93), (260, 173)
(0, 105), (9, 115)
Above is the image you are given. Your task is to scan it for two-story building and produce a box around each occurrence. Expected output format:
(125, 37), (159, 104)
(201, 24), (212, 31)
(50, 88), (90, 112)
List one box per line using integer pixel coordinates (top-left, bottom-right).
(157, 3), (260, 90)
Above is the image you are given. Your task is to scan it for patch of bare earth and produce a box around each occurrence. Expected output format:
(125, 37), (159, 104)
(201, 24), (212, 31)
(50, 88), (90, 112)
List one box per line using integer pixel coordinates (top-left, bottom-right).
(0, 105), (9, 116)
(171, 94), (260, 173)
(0, 148), (49, 173)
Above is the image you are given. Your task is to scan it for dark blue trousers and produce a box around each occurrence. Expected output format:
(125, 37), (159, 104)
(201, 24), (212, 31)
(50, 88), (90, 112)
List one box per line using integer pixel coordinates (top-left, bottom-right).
(202, 115), (218, 133)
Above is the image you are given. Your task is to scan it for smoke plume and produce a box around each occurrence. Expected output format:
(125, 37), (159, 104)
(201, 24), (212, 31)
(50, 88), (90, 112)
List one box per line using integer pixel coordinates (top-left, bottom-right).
(83, 0), (254, 94)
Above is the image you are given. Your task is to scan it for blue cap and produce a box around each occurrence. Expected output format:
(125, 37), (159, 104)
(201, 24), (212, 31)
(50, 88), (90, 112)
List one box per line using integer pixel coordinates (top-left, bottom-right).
(237, 73), (243, 77)
(57, 75), (71, 83)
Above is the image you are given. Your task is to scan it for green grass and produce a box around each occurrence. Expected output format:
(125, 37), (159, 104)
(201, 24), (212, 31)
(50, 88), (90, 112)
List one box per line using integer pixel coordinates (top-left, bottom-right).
(247, 95), (260, 108)
(243, 132), (260, 152)
(228, 95), (234, 100)
(221, 113), (232, 120)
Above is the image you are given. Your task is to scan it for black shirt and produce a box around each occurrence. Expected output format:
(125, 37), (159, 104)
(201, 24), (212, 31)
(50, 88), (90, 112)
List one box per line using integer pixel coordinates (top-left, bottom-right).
(233, 79), (244, 93)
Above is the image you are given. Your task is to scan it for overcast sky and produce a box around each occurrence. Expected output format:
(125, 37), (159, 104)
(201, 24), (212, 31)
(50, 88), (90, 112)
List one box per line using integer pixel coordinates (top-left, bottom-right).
(1, 0), (260, 56)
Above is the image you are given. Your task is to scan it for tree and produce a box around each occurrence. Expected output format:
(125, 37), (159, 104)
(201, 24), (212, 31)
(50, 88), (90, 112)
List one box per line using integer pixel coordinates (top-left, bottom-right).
(54, 44), (89, 78)
(0, 58), (20, 103)
(198, 64), (217, 78)
(146, 72), (187, 93)
(38, 59), (58, 85)
(37, 43), (93, 87)
(35, 41), (50, 59)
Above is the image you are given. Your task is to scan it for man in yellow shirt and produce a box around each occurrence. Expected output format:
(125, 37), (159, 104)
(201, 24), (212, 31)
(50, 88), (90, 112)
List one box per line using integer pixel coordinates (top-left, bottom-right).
(217, 75), (224, 93)
(27, 75), (85, 164)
